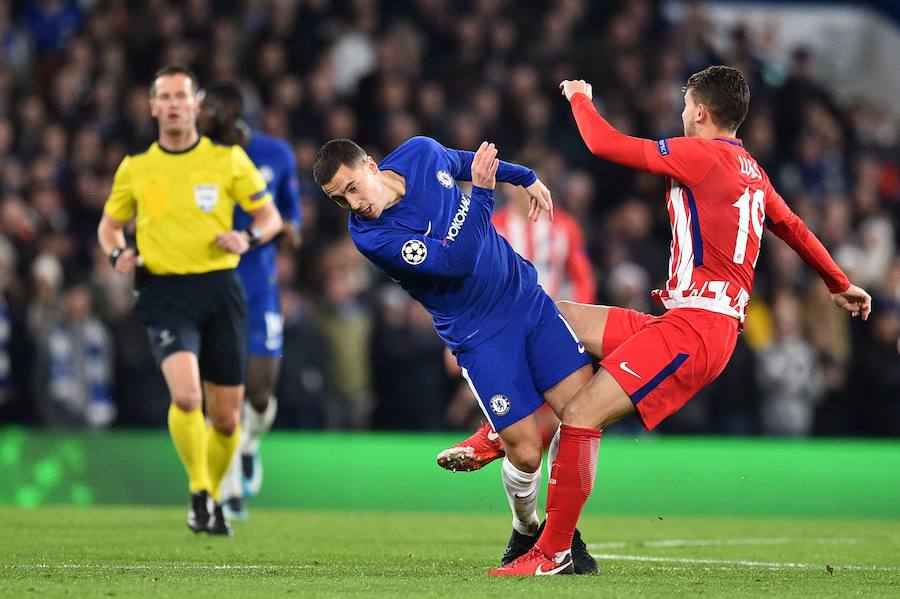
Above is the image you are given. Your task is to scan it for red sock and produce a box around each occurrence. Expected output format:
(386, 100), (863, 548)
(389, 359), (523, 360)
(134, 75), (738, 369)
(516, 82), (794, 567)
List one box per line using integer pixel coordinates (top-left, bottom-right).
(536, 424), (601, 558)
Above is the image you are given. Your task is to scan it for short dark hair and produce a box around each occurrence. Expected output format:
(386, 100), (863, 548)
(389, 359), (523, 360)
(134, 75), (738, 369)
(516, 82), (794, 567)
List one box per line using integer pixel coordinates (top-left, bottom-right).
(313, 139), (367, 186)
(685, 66), (750, 132)
(203, 81), (244, 112)
(151, 64), (198, 96)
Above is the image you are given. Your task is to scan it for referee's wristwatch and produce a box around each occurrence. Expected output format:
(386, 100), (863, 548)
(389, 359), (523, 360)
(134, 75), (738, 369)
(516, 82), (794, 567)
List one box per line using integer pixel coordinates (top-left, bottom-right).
(241, 226), (262, 249)
(109, 247), (127, 267)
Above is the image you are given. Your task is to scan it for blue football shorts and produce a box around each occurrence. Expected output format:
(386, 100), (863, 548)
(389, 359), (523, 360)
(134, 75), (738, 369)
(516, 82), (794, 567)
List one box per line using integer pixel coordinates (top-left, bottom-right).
(454, 291), (590, 431)
(243, 279), (283, 358)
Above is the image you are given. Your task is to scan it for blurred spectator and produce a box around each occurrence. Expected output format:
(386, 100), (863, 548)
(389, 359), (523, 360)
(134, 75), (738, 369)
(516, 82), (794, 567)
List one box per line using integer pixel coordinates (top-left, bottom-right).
(370, 287), (449, 431)
(847, 299), (900, 437)
(606, 262), (652, 313)
(27, 253), (63, 342)
(0, 236), (15, 410)
(757, 290), (825, 436)
(275, 287), (329, 430)
(314, 236), (373, 429)
(0, 1), (894, 435)
(34, 281), (114, 429)
(0, 235), (29, 421)
(22, 0), (84, 56)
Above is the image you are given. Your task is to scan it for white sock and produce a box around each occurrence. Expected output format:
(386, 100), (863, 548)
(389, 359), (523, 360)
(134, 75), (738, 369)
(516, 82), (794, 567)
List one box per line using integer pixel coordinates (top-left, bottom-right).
(547, 425), (561, 479)
(241, 397), (277, 454)
(501, 456), (541, 536)
(221, 448), (243, 501)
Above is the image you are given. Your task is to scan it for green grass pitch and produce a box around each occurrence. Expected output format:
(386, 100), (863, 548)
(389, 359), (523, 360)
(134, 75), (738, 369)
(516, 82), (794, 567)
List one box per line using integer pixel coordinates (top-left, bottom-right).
(1, 507), (899, 598)
(2, 432), (899, 596)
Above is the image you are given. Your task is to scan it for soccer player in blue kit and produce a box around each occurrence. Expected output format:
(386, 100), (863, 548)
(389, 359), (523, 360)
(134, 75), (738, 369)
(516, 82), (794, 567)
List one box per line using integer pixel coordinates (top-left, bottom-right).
(314, 136), (598, 573)
(199, 83), (301, 518)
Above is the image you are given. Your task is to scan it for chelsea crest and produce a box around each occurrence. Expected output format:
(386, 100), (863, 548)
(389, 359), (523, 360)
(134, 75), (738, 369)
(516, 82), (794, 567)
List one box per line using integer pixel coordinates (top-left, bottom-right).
(489, 394), (510, 416)
(436, 170), (453, 189)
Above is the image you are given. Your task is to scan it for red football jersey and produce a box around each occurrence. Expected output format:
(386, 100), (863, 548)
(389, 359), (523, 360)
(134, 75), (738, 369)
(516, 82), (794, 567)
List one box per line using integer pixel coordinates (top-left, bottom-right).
(569, 93), (850, 322)
(493, 206), (596, 303)
(645, 135), (790, 320)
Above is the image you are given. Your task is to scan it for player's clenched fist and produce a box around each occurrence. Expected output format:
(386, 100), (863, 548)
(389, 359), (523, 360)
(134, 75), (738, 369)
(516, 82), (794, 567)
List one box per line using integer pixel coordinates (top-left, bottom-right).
(559, 79), (593, 101)
(471, 141), (500, 190)
(216, 230), (251, 255)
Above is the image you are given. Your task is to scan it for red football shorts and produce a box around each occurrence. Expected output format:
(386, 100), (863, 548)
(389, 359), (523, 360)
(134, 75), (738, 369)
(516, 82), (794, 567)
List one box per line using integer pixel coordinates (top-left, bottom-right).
(599, 307), (739, 431)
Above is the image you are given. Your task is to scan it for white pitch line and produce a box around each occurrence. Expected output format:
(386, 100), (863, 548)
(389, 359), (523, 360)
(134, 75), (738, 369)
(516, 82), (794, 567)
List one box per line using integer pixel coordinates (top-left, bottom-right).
(1, 563), (315, 572)
(591, 553), (900, 573)
(588, 537), (861, 549)
(4, 558), (900, 574)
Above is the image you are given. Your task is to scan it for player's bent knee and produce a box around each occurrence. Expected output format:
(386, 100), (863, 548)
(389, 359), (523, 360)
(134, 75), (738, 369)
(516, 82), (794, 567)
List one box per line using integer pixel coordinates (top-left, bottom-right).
(208, 410), (239, 435)
(245, 389), (271, 412)
(562, 369), (634, 430)
(245, 357), (280, 410)
(560, 399), (597, 430)
(502, 442), (542, 473)
(170, 389), (202, 412)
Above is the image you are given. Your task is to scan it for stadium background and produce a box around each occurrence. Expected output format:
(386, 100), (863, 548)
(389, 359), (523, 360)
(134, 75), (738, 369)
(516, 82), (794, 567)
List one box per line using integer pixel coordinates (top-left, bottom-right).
(0, 3), (898, 597)
(0, 0), (898, 503)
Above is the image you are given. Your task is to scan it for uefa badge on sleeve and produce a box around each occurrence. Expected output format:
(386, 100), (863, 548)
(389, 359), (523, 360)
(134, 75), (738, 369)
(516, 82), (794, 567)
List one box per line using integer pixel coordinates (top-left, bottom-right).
(401, 239), (427, 265)
(489, 394), (510, 416)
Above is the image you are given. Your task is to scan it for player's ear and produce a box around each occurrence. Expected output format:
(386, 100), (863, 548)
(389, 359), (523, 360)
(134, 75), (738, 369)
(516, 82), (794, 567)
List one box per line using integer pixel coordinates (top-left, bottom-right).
(695, 102), (708, 125)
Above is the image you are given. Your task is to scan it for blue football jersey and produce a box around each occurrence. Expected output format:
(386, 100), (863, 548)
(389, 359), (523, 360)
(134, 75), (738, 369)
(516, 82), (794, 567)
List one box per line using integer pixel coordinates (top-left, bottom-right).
(350, 136), (543, 352)
(235, 132), (301, 289)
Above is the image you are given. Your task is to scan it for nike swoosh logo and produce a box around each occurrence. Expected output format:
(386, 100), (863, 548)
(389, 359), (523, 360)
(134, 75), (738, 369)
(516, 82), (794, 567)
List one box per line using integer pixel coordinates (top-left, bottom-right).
(487, 431), (500, 441)
(557, 314), (586, 354)
(619, 361), (642, 379)
(425, 221), (432, 236)
(535, 558), (572, 576)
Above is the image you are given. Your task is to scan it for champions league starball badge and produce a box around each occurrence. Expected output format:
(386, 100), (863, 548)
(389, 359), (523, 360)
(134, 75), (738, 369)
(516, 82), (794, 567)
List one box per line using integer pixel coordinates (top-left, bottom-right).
(401, 239), (427, 265)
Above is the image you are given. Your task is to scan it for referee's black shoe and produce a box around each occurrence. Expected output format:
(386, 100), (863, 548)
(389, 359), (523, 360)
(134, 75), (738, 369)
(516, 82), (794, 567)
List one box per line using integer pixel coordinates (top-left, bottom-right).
(187, 491), (212, 533)
(208, 502), (234, 537)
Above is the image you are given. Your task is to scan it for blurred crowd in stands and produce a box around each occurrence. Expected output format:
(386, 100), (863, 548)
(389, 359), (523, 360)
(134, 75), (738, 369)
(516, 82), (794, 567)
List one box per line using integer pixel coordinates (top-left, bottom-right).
(0, 0), (897, 436)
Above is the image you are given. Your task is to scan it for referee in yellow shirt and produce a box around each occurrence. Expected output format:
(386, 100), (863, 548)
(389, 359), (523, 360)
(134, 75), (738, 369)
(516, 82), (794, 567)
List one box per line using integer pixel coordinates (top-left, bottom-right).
(97, 65), (282, 536)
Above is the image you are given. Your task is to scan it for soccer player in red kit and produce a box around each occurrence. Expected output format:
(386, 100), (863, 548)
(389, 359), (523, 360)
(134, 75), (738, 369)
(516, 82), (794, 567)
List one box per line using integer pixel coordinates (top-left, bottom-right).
(490, 66), (872, 576)
(494, 184), (596, 304)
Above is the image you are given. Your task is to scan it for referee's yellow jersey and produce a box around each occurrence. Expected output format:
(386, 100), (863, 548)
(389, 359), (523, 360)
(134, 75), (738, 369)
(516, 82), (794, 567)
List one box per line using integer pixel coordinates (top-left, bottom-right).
(103, 136), (272, 275)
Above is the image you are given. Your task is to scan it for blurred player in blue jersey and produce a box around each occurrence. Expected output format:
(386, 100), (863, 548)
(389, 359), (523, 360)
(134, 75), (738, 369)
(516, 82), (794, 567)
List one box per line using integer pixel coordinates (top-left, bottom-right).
(199, 82), (301, 519)
(314, 136), (598, 573)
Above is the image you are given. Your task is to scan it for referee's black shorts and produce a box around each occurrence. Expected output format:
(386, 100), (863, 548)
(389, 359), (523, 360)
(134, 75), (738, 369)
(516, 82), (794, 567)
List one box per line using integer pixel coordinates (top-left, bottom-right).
(133, 268), (248, 386)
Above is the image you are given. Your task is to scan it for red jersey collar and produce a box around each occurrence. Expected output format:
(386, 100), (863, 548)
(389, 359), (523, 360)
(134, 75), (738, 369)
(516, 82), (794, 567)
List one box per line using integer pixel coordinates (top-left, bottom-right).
(714, 136), (744, 147)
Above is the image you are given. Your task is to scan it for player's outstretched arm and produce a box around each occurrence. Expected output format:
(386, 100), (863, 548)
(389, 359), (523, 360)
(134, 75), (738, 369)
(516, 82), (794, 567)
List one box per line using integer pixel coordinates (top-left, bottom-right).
(766, 199), (870, 321)
(559, 79), (715, 187)
(439, 138), (552, 221)
(560, 79), (650, 171)
(831, 284), (872, 320)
